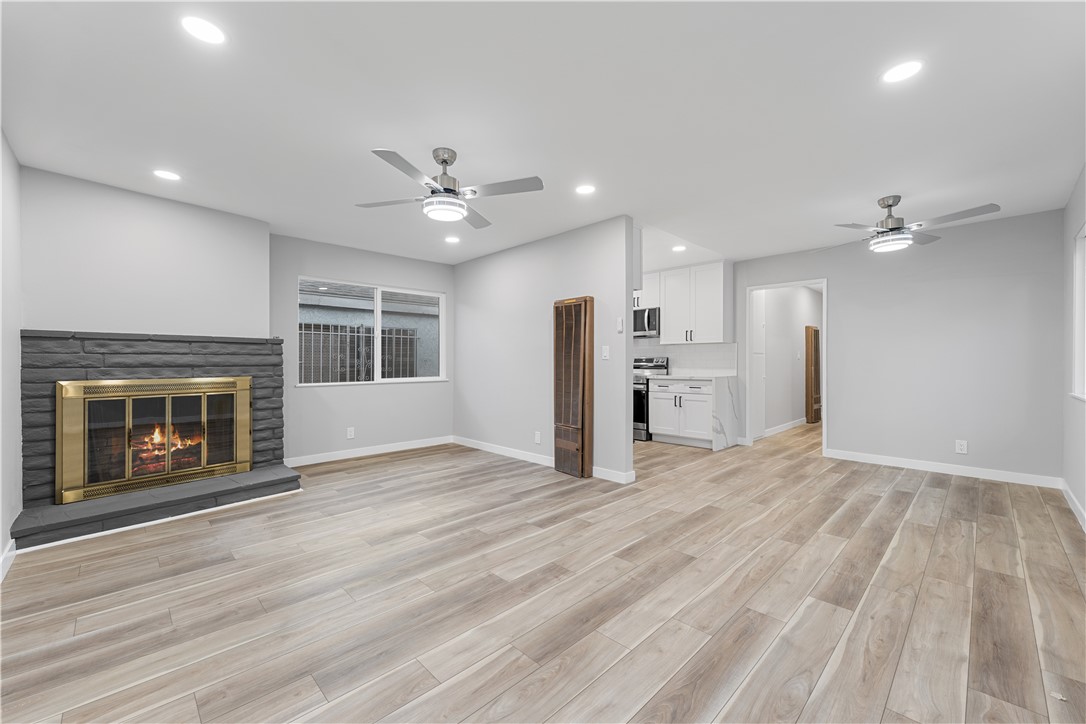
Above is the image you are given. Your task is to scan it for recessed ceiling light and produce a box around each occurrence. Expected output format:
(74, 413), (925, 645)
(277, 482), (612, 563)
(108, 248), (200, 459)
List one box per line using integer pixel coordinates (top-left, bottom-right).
(318, 286), (328, 291)
(181, 16), (226, 45)
(881, 60), (922, 83)
(153, 169), (181, 181)
(575, 185), (596, 195)
(672, 245), (686, 252)
(445, 236), (460, 244)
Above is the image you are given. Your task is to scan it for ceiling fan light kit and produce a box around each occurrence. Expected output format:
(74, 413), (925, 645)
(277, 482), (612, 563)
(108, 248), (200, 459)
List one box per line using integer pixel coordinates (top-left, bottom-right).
(869, 232), (914, 253)
(422, 194), (468, 222)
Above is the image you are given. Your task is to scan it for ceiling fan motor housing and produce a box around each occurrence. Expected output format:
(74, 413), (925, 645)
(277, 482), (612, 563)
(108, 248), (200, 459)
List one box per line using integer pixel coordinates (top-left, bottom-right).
(877, 215), (905, 231)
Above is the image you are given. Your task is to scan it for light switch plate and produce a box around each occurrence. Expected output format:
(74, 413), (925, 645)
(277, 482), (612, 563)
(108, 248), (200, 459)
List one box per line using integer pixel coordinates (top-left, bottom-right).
(602, 345), (610, 360)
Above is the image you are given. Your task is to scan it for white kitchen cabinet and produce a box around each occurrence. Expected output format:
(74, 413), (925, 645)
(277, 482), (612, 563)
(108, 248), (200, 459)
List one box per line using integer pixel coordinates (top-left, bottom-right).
(659, 262), (724, 344)
(632, 272), (660, 309)
(649, 382), (712, 440)
(649, 377), (738, 451)
(649, 391), (681, 436)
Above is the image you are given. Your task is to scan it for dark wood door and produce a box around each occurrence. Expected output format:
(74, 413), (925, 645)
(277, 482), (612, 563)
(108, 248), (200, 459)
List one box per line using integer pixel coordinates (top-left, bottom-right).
(806, 325), (821, 424)
(554, 297), (594, 477)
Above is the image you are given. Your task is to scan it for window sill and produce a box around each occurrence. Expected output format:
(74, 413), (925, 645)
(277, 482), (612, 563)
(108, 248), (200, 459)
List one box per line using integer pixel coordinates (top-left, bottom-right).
(296, 377), (449, 388)
(1071, 392), (1086, 403)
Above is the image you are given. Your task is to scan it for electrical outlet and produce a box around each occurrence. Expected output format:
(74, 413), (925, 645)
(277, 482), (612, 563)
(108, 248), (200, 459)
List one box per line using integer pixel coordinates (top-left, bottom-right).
(534, 431), (541, 445)
(955, 439), (967, 454)
(347, 426), (355, 440)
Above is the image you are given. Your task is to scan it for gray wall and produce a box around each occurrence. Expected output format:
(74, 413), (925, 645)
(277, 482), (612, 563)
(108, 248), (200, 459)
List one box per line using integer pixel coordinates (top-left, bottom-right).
(735, 210), (1065, 480)
(20, 169), (271, 338)
(1064, 165), (1085, 515)
(454, 216), (633, 479)
(270, 234), (455, 463)
(764, 286), (822, 430)
(2, 135), (24, 565)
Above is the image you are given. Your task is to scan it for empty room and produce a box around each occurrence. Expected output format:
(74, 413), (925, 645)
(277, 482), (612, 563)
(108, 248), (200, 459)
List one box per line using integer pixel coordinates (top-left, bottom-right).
(1, 2), (1084, 723)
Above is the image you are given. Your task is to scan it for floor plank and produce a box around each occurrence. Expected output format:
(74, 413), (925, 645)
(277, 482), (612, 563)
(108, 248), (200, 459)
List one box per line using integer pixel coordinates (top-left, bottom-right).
(630, 608), (783, 723)
(969, 567), (1049, 716)
(798, 584), (916, 723)
(717, 597), (852, 723)
(886, 577), (972, 723)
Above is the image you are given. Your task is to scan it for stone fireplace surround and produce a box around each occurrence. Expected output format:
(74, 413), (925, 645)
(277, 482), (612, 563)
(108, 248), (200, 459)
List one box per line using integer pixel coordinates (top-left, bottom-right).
(12, 330), (299, 547)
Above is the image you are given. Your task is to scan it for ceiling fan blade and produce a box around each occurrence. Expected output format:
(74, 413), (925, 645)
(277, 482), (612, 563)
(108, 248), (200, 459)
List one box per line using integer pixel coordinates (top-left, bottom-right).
(354, 196), (425, 208)
(836, 223), (884, 233)
(461, 176), (544, 199)
(463, 205), (491, 229)
(372, 149), (443, 192)
(910, 231), (941, 245)
(907, 203), (1000, 230)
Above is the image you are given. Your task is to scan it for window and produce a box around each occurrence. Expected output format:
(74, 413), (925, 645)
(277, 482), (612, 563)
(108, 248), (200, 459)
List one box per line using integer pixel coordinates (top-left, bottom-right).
(298, 278), (445, 384)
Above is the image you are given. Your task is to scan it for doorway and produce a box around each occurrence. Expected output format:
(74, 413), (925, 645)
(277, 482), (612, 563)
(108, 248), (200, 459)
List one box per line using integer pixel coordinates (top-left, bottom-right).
(746, 280), (827, 450)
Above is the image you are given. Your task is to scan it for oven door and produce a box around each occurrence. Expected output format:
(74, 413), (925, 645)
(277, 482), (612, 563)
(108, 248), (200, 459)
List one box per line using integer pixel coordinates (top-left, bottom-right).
(633, 383), (650, 440)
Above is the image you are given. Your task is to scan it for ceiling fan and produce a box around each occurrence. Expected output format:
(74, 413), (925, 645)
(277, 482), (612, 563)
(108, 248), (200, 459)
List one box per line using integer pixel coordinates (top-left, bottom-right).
(837, 195), (1001, 252)
(355, 147), (544, 230)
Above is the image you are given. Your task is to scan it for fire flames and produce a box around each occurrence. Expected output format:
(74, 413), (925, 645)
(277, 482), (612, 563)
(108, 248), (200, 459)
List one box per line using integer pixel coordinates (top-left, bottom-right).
(131, 424), (203, 476)
(143, 424), (201, 452)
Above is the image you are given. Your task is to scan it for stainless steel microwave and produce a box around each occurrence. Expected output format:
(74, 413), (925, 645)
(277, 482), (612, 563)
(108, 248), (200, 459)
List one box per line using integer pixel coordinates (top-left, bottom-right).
(633, 307), (660, 337)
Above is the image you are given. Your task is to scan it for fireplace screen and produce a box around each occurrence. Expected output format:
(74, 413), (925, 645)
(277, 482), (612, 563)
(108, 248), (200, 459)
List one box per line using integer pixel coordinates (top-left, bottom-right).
(56, 378), (252, 504)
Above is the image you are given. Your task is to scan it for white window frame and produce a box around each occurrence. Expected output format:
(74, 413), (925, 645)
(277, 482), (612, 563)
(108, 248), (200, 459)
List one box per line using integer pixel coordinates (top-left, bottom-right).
(297, 275), (448, 386)
(1073, 223), (1085, 401)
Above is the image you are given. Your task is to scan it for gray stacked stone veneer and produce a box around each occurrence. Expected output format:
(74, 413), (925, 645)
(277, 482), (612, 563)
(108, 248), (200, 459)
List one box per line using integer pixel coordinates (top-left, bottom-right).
(12, 330), (299, 547)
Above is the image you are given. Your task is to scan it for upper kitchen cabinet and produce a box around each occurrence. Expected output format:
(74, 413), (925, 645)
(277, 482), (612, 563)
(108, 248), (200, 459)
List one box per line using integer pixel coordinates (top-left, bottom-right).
(660, 262), (728, 344)
(632, 272), (660, 309)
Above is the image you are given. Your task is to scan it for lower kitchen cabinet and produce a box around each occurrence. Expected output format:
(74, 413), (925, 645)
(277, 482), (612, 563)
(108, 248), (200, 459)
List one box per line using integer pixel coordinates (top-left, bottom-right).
(649, 377), (739, 451)
(649, 389), (711, 439)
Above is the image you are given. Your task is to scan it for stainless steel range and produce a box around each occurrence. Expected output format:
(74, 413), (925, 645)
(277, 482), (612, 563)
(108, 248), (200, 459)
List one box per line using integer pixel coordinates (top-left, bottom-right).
(633, 356), (668, 441)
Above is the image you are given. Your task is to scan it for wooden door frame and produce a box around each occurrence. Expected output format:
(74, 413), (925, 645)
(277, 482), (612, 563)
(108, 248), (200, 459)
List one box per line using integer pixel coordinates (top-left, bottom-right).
(742, 279), (828, 454)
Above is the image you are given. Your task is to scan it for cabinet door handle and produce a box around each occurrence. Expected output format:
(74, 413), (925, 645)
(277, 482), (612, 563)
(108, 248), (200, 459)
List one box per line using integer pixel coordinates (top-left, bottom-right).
(690, 329), (694, 341)
(679, 395), (683, 407)
(673, 395), (677, 407)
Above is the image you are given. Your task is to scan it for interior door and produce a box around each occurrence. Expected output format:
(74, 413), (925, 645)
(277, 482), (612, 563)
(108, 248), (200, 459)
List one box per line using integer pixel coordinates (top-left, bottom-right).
(806, 325), (821, 423)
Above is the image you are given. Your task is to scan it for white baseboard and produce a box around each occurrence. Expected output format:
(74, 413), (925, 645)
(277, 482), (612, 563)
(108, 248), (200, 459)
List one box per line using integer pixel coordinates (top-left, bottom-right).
(452, 436), (553, 468)
(737, 437), (754, 446)
(1061, 486), (1086, 530)
(1, 538), (15, 582)
(453, 437), (635, 484)
(8, 489), (302, 556)
(593, 467), (636, 484)
(285, 436), (455, 468)
(824, 448), (1065, 490)
(764, 418), (808, 438)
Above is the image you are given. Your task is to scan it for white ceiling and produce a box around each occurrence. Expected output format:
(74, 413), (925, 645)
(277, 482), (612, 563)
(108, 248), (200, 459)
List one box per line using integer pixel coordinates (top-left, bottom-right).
(3, 2), (1083, 265)
(641, 226), (721, 273)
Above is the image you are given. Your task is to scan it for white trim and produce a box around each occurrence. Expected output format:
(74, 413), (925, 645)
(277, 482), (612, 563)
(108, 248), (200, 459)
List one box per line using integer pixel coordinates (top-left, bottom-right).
(452, 436), (553, 468)
(1070, 392), (1085, 403)
(1, 539), (15, 582)
(1061, 486), (1086, 531)
(593, 467), (636, 484)
(285, 436), (454, 467)
(744, 278), (828, 458)
(764, 418), (808, 438)
(9, 489), (302, 555)
(296, 377), (450, 388)
(824, 448), (1065, 489)
(453, 436), (635, 484)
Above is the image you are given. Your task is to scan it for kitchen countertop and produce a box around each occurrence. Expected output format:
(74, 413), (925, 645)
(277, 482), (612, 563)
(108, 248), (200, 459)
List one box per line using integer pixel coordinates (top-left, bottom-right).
(652, 368), (737, 379)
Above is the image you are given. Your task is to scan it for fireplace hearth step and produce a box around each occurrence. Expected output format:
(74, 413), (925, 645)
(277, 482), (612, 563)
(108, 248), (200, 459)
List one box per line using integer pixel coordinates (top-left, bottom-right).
(10, 465), (300, 548)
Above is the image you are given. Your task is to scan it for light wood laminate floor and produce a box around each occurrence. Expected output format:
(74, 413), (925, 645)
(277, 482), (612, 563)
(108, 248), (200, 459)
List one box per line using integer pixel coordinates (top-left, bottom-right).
(2, 424), (1084, 723)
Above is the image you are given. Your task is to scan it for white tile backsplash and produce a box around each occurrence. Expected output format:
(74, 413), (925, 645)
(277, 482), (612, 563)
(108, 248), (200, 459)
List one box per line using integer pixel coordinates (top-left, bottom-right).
(633, 338), (737, 369)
